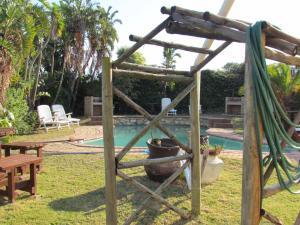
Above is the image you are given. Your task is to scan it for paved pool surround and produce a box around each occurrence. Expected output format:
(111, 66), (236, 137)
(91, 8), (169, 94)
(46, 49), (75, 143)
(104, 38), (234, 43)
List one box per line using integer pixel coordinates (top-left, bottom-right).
(113, 115), (209, 127)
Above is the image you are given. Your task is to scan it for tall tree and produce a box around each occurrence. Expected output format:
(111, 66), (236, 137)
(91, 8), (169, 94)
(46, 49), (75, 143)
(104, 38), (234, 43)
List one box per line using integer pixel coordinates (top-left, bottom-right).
(53, 0), (121, 109)
(162, 47), (181, 96)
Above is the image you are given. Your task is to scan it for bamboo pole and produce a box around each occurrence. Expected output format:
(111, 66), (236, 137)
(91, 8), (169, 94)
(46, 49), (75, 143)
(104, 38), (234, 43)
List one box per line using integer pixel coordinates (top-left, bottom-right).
(113, 17), (170, 67)
(241, 37), (262, 225)
(117, 61), (190, 76)
(129, 35), (213, 54)
(123, 160), (191, 225)
(113, 69), (193, 82)
(118, 154), (192, 169)
(190, 71), (201, 216)
(116, 81), (196, 161)
(113, 87), (191, 152)
(117, 170), (190, 219)
(191, 41), (232, 74)
(102, 57), (117, 225)
(294, 212), (300, 225)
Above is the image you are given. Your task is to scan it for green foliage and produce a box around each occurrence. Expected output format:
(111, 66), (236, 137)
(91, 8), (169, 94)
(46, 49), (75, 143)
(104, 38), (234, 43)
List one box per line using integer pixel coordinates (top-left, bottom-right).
(162, 47), (181, 69)
(4, 85), (38, 134)
(201, 63), (244, 112)
(267, 63), (300, 110)
(0, 104), (14, 128)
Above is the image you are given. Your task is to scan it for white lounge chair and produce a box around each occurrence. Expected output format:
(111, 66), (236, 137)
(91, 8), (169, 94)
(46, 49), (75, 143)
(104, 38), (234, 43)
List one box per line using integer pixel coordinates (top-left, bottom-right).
(37, 105), (70, 132)
(161, 98), (177, 116)
(51, 104), (80, 126)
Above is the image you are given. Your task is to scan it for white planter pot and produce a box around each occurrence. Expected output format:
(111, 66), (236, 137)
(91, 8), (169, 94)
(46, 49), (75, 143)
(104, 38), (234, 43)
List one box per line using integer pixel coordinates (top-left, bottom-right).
(201, 155), (224, 185)
(179, 152), (224, 190)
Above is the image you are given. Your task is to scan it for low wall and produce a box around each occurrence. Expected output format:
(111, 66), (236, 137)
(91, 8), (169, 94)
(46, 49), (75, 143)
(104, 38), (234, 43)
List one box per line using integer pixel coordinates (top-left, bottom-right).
(113, 115), (209, 127)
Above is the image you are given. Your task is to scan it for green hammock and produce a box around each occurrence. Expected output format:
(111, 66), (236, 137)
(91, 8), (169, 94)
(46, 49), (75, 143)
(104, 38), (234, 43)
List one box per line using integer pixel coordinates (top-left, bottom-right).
(246, 22), (300, 195)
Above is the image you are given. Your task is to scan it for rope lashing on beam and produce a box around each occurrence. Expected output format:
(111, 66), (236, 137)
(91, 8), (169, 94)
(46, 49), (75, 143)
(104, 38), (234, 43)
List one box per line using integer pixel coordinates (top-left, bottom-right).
(246, 22), (300, 196)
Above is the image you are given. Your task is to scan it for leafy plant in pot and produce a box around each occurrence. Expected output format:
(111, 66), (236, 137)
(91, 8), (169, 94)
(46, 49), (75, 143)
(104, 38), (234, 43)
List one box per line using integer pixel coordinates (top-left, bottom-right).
(144, 137), (180, 182)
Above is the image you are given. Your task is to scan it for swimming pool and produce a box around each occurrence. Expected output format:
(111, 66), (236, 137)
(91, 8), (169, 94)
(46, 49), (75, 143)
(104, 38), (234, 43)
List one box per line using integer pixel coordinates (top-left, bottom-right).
(85, 125), (245, 150)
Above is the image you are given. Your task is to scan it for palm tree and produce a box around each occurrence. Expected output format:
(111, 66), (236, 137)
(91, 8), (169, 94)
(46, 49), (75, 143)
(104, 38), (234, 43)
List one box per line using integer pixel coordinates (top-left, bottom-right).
(162, 47), (181, 96)
(0, 0), (40, 104)
(268, 63), (300, 111)
(53, 1), (121, 109)
(162, 47), (181, 69)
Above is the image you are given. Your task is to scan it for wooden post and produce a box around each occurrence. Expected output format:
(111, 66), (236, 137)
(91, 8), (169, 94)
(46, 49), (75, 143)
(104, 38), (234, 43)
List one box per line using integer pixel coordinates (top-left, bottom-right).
(190, 71), (201, 216)
(241, 36), (263, 225)
(102, 57), (117, 225)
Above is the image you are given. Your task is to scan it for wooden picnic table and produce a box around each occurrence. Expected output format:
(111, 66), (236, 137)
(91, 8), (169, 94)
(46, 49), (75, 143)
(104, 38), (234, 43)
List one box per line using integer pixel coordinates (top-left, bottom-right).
(0, 154), (42, 203)
(1, 142), (44, 170)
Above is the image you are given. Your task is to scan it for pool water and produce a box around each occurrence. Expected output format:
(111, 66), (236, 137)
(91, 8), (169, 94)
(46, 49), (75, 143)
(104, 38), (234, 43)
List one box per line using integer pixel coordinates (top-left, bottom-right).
(85, 125), (245, 150)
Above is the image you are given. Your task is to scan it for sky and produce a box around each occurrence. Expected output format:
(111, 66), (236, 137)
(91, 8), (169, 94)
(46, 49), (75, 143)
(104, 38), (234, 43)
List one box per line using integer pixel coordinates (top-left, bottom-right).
(97, 0), (300, 70)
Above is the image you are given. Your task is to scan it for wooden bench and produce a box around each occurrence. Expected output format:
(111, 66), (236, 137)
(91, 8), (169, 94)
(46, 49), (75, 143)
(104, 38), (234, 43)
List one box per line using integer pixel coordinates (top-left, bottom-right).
(0, 154), (42, 203)
(1, 142), (44, 170)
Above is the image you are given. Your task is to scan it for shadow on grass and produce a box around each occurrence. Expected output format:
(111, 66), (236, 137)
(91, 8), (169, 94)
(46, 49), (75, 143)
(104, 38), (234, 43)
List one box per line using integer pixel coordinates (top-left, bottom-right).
(49, 175), (191, 224)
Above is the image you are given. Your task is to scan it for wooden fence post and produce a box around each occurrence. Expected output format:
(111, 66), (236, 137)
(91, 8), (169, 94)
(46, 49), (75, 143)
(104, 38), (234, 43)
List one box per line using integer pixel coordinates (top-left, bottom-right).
(190, 71), (201, 216)
(241, 36), (264, 225)
(102, 57), (117, 225)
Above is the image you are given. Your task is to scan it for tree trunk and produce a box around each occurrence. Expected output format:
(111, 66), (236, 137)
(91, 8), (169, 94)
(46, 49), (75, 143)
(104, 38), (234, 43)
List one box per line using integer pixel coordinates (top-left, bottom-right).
(70, 76), (80, 111)
(31, 53), (43, 109)
(24, 56), (29, 80)
(51, 42), (56, 77)
(53, 61), (66, 104)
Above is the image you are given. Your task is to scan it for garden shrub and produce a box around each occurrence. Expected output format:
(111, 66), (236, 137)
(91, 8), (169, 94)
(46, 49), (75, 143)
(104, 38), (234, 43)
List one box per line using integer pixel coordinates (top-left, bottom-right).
(201, 68), (244, 113)
(4, 86), (38, 134)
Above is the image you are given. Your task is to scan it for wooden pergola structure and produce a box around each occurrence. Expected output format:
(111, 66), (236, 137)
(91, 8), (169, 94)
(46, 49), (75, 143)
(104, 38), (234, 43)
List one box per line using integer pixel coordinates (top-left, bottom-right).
(102, 6), (300, 225)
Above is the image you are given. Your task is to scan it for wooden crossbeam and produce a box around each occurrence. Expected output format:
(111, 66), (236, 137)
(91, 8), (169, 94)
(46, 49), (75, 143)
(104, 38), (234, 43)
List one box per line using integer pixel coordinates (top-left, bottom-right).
(191, 41), (231, 74)
(117, 170), (190, 219)
(116, 62), (190, 76)
(113, 17), (170, 67)
(116, 81), (196, 161)
(113, 87), (191, 153)
(263, 180), (300, 198)
(262, 22), (300, 47)
(261, 209), (284, 225)
(118, 154), (192, 169)
(113, 69), (193, 82)
(265, 48), (300, 66)
(122, 160), (191, 225)
(129, 34), (213, 54)
(165, 6), (299, 56)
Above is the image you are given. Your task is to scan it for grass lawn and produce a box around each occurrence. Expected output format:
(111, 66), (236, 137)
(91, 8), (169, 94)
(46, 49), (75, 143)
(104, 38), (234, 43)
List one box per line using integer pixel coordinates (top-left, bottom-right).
(8, 127), (76, 143)
(0, 153), (299, 224)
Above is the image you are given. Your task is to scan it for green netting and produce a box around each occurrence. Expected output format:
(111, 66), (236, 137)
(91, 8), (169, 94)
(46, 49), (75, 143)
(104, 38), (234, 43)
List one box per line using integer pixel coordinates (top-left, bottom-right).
(246, 22), (300, 195)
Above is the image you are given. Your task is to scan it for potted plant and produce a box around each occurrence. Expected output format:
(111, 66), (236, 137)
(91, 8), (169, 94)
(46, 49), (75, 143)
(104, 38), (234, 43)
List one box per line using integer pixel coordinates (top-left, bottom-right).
(144, 138), (180, 182)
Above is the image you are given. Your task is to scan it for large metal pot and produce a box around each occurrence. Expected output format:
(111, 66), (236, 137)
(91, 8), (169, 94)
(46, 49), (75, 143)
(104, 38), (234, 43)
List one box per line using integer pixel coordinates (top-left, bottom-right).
(144, 138), (180, 182)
